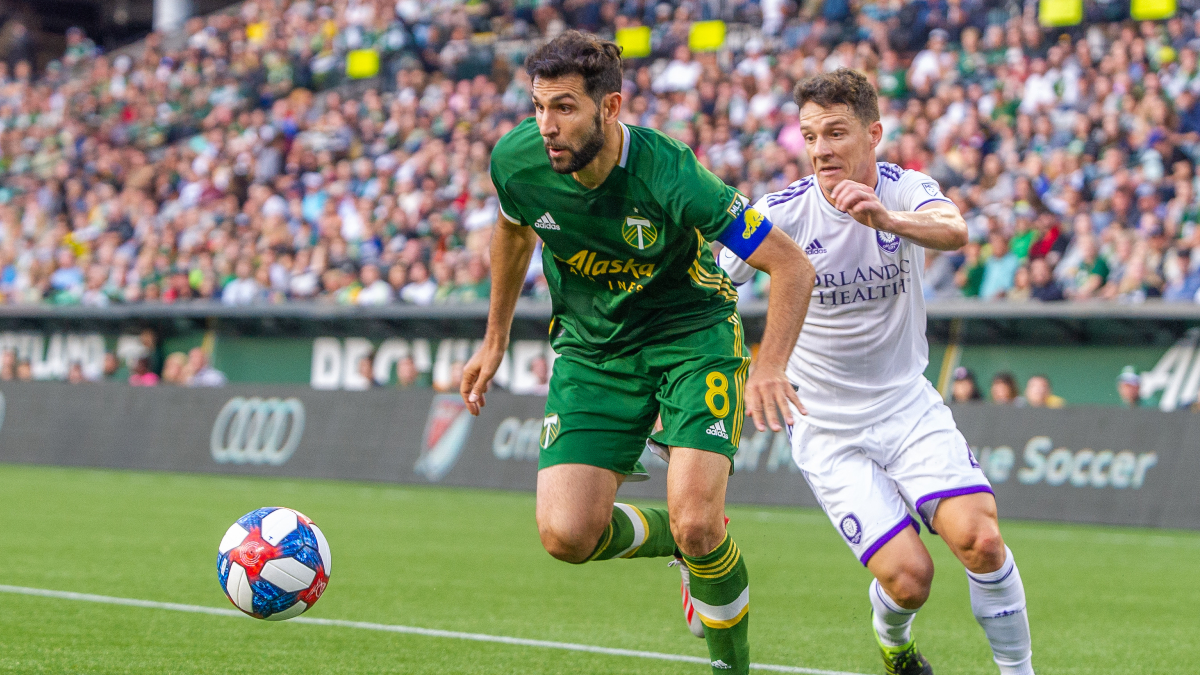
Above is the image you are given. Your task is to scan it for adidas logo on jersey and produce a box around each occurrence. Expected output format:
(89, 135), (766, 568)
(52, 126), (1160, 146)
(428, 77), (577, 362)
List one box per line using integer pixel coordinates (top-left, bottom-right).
(705, 420), (729, 439)
(711, 660), (733, 670)
(805, 239), (827, 255)
(533, 212), (560, 230)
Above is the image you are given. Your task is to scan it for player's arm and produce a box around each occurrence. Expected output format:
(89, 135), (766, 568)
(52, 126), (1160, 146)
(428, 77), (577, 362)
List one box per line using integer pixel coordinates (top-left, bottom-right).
(830, 181), (968, 251)
(738, 227), (815, 432)
(461, 212), (537, 415)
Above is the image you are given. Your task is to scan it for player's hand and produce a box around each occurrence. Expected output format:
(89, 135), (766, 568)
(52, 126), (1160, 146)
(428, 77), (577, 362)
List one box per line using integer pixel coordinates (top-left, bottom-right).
(830, 180), (892, 231)
(744, 364), (807, 433)
(461, 342), (506, 416)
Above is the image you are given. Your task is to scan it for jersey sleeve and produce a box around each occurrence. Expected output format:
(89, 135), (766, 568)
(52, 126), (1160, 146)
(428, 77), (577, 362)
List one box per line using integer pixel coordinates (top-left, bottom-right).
(661, 146), (747, 241)
(489, 161), (526, 226)
(896, 170), (956, 212)
(718, 197), (781, 285)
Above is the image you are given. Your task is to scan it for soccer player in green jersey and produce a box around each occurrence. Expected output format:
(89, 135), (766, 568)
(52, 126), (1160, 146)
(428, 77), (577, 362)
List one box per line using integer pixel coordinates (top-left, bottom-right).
(460, 32), (815, 675)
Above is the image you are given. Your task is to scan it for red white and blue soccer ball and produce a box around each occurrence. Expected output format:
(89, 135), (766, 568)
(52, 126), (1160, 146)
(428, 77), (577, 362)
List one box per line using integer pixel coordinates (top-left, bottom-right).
(217, 507), (332, 620)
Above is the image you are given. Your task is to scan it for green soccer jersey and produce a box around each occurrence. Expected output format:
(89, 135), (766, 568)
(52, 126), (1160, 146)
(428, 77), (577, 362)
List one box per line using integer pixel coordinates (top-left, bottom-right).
(490, 117), (749, 357)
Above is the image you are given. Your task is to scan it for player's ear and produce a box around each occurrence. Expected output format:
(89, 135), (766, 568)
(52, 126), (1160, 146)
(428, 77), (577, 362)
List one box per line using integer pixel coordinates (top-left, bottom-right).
(868, 120), (883, 149)
(601, 91), (622, 125)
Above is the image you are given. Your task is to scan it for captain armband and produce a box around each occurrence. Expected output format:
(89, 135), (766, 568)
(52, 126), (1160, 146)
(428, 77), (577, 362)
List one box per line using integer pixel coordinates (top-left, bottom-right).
(716, 204), (774, 260)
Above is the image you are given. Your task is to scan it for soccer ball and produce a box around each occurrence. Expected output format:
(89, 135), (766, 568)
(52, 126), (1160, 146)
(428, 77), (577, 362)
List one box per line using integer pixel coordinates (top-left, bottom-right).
(217, 507), (331, 620)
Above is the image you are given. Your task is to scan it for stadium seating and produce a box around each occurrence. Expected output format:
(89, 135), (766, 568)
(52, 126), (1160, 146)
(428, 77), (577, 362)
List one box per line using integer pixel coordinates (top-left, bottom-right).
(0, 0), (1197, 306)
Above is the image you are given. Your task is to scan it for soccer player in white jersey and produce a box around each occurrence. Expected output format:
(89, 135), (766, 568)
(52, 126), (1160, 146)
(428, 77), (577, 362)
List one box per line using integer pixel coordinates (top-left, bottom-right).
(720, 69), (1035, 675)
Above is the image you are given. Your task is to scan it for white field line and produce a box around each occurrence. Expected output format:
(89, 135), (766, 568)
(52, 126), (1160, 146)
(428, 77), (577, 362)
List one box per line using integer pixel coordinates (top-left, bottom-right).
(0, 584), (867, 675)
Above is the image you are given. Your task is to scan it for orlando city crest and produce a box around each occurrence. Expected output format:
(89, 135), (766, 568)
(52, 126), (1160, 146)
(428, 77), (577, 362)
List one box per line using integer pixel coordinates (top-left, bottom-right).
(415, 394), (474, 482)
(876, 230), (900, 254)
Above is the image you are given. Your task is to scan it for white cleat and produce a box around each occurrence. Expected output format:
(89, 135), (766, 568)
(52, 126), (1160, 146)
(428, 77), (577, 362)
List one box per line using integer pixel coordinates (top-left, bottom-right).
(670, 557), (706, 638)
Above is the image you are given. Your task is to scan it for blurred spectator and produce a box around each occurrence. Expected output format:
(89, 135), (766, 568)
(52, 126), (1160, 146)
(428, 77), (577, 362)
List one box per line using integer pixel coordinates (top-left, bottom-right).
(401, 262), (438, 305)
(356, 264), (394, 305)
(980, 233), (1019, 300)
(103, 352), (121, 380)
(222, 260), (265, 305)
(184, 348), (227, 387)
(990, 371), (1019, 405)
(396, 356), (420, 388)
(139, 330), (164, 377)
(951, 366), (982, 403)
(1117, 366), (1142, 408)
(355, 355), (375, 389)
(162, 352), (188, 385)
(0, 350), (14, 381)
(67, 363), (86, 385)
(512, 355), (551, 395)
(128, 358), (159, 386)
(1023, 374), (1065, 408)
(1029, 258), (1065, 302)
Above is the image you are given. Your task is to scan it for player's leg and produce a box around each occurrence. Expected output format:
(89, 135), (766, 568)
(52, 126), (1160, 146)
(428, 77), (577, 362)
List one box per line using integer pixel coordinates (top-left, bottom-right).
(790, 418), (934, 673)
(652, 314), (752, 674)
(534, 351), (677, 564)
(666, 447), (748, 673)
(535, 463), (674, 562)
(932, 493), (1034, 675)
(886, 390), (1031, 674)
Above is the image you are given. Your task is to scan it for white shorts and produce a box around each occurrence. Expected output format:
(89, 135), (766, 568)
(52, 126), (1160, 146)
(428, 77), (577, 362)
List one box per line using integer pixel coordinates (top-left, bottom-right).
(790, 382), (991, 566)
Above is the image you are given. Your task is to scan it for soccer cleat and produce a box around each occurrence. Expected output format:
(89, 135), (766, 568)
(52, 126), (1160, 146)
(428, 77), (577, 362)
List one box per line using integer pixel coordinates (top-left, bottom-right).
(670, 555), (706, 638)
(876, 631), (934, 675)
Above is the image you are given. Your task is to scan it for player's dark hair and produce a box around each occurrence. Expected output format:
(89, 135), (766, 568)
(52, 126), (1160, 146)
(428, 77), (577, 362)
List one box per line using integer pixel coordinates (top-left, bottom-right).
(793, 68), (880, 126)
(525, 30), (623, 106)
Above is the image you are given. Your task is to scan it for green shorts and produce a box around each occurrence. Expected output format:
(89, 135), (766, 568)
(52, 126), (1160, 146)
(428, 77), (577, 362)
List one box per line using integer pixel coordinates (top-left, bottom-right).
(538, 313), (751, 475)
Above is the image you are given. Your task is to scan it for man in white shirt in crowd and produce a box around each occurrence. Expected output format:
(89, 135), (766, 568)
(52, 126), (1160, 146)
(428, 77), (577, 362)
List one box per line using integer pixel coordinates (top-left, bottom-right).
(720, 69), (1036, 675)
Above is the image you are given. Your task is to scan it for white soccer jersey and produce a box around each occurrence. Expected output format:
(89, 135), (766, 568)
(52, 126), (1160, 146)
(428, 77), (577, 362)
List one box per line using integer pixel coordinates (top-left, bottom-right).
(720, 163), (954, 429)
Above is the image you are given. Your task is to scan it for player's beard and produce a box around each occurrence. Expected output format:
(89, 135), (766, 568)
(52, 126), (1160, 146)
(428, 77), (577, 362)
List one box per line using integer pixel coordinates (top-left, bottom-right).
(545, 111), (606, 174)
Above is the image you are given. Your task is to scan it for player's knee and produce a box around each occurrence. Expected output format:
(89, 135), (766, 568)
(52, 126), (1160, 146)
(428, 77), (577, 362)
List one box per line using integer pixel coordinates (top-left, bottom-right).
(954, 526), (1006, 573)
(880, 559), (934, 609)
(537, 521), (601, 564)
(670, 514), (723, 558)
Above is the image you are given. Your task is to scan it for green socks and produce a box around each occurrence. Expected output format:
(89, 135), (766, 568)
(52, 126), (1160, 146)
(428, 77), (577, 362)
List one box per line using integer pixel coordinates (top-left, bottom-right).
(586, 503), (676, 561)
(683, 534), (750, 674)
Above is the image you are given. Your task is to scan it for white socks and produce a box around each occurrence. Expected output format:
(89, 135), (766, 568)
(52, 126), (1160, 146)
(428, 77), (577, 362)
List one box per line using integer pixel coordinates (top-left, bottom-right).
(967, 546), (1034, 675)
(869, 578), (918, 647)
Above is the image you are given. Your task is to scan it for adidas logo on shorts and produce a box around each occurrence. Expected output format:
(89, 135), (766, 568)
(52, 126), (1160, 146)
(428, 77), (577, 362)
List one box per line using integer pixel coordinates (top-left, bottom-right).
(533, 212), (560, 230)
(705, 420), (729, 439)
(805, 239), (827, 255)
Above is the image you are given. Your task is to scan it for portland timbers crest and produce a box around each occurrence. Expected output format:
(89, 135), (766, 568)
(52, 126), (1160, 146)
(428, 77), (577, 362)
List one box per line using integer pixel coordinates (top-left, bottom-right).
(540, 414), (561, 449)
(622, 217), (658, 250)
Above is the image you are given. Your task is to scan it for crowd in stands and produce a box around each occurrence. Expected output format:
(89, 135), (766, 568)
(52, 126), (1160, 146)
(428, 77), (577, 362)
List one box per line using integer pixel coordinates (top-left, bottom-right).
(3, 0), (1200, 305)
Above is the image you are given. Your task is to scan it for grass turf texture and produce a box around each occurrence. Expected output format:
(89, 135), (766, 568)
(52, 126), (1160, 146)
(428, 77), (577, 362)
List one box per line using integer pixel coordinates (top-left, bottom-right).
(0, 464), (1196, 674)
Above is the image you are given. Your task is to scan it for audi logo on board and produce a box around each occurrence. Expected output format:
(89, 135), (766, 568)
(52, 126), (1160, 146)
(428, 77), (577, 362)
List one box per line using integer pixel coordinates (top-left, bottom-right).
(210, 397), (305, 466)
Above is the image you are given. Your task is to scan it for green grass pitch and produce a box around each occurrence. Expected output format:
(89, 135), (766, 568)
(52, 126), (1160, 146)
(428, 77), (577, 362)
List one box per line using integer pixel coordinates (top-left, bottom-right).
(1, 463), (1197, 674)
